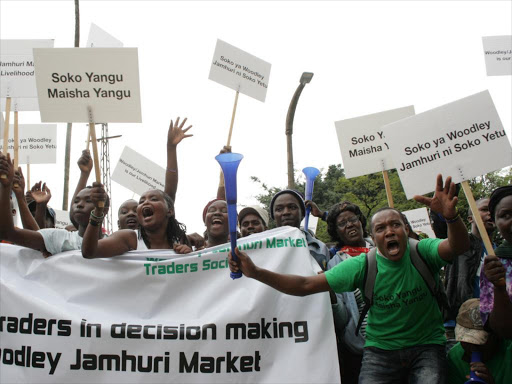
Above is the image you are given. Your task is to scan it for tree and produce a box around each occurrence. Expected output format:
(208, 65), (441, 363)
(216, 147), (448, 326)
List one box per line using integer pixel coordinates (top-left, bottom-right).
(252, 165), (512, 244)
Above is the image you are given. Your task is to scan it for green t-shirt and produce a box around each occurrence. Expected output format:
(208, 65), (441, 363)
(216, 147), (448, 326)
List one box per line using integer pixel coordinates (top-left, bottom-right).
(325, 238), (447, 350)
(447, 340), (512, 384)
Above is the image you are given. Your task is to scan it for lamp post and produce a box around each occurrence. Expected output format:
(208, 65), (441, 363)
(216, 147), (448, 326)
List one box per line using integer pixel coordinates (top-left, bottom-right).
(285, 72), (314, 189)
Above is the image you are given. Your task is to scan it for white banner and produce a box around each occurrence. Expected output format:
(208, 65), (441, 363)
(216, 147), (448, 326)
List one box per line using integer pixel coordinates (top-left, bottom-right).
(0, 227), (339, 383)
(482, 35), (512, 76)
(0, 39), (54, 98)
(383, 90), (512, 198)
(335, 106), (415, 178)
(112, 146), (166, 196)
(33, 48), (142, 123)
(0, 124), (57, 164)
(208, 39), (271, 102)
(402, 207), (436, 239)
(86, 23), (124, 48)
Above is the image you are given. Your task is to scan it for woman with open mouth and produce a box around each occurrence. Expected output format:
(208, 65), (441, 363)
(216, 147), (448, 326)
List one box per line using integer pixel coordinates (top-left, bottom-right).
(202, 199), (229, 248)
(480, 185), (512, 339)
(81, 183), (192, 258)
(325, 201), (374, 384)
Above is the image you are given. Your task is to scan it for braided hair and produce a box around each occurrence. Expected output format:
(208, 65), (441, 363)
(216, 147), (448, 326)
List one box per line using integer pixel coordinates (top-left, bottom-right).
(326, 201), (368, 248)
(138, 190), (190, 249)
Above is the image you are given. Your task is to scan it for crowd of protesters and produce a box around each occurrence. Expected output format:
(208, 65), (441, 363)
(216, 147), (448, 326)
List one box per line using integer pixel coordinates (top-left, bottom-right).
(0, 117), (511, 383)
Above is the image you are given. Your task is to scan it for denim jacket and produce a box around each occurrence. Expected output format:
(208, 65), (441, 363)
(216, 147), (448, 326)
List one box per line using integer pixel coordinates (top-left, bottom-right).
(327, 240), (374, 355)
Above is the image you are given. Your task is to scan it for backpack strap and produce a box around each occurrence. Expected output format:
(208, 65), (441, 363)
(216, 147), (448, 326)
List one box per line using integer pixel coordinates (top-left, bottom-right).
(408, 238), (448, 311)
(356, 248), (377, 336)
(408, 238), (436, 295)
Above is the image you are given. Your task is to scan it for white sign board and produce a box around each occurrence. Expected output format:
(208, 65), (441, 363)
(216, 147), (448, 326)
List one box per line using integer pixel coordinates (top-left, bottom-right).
(301, 215), (319, 235)
(54, 209), (73, 229)
(0, 39), (54, 98)
(33, 48), (142, 123)
(208, 39), (271, 102)
(482, 35), (512, 76)
(1, 97), (40, 112)
(402, 207), (436, 239)
(86, 23), (124, 48)
(112, 146), (165, 196)
(335, 106), (415, 178)
(0, 124), (57, 164)
(0, 227), (339, 383)
(383, 90), (512, 198)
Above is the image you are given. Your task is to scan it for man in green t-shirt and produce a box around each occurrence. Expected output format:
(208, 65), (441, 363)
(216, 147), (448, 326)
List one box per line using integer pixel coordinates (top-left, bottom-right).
(228, 175), (470, 383)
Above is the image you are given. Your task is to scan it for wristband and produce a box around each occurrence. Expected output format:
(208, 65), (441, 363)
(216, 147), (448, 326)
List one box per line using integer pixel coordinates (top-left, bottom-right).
(88, 218), (102, 227)
(322, 211), (328, 221)
(444, 213), (460, 224)
(166, 168), (177, 173)
(90, 211), (105, 221)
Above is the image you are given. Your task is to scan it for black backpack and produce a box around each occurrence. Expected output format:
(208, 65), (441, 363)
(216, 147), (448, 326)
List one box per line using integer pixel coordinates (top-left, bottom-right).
(356, 238), (448, 335)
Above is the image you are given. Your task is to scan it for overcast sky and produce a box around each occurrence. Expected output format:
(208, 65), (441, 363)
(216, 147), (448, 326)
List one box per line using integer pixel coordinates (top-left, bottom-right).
(1, 0), (511, 235)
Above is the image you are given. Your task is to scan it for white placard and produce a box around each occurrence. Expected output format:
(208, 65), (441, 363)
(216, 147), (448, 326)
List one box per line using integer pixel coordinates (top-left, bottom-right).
(1, 97), (40, 111)
(301, 215), (319, 235)
(208, 39), (271, 102)
(0, 39), (54, 98)
(86, 23), (124, 48)
(335, 106), (415, 178)
(0, 227), (339, 383)
(402, 207), (436, 239)
(112, 146), (165, 196)
(33, 48), (142, 123)
(383, 90), (512, 199)
(0, 124), (57, 164)
(482, 35), (512, 76)
(54, 209), (73, 229)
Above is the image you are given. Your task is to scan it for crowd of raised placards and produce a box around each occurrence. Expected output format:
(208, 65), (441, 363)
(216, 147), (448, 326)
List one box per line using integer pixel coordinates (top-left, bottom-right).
(0, 117), (511, 384)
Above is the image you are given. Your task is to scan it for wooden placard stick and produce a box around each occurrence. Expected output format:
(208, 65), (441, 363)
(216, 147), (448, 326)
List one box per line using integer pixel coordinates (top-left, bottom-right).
(1, 97), (12, 179)
(87, 106), (104, 208)
(460, 180), (504, 286)
(86, 125), (91, 151)
(461, 180), (495, 256)
(13, 107), (19, 168)
(13, 108), (19, 188)
(226, 89), (240, 147)
(26, 160), (31, 193)
(381, 160), (394, 208)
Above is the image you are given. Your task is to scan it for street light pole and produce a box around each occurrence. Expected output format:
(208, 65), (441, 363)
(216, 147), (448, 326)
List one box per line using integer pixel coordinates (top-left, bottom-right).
(285, 72), (313, 190)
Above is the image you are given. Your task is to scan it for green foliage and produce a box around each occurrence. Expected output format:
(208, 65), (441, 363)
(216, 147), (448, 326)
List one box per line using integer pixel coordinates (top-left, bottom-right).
(251, 166), (512, 244)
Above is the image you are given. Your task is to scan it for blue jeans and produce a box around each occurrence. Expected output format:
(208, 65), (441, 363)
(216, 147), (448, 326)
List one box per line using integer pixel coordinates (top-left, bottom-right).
(358, 344), (446, 384)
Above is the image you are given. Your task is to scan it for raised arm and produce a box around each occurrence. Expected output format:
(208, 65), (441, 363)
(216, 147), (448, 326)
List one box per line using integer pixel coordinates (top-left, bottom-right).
(31, 181), (52, 229)
(71, 150), (92, 208)
(81, 182), (137, 258)
(12, 167), (40, 231)
(413, 174), (470, 261)
(228, 247), (330, 296)
(165, 117), (193, 202)
(0, 154), (47, 251)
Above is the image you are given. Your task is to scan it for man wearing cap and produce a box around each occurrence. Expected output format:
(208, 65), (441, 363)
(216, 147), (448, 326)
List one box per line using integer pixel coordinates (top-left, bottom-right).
(238, 205), (269, 238)
(447, 298), (511, 384)
(270, 189), (330, 270)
